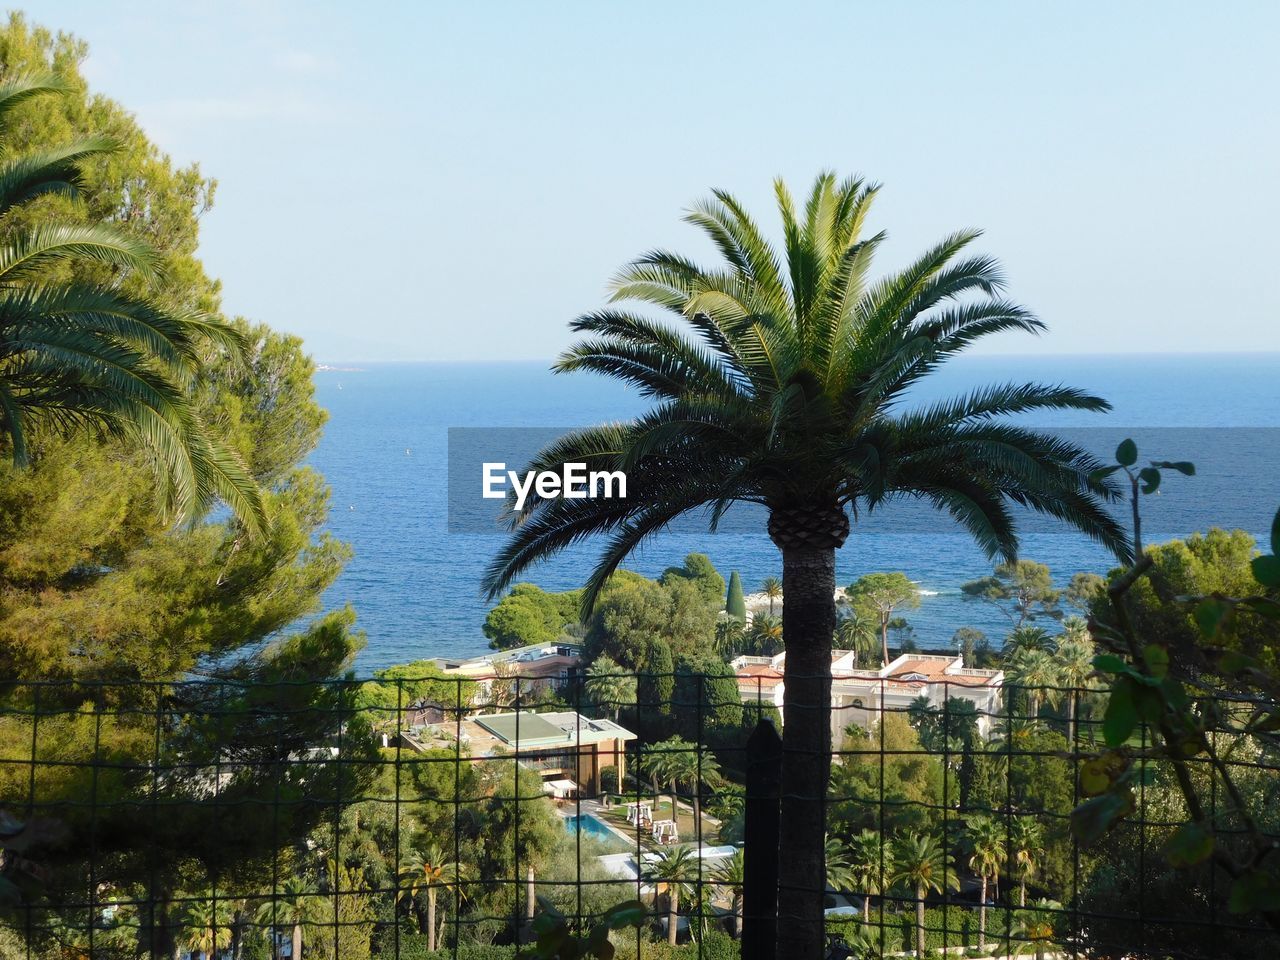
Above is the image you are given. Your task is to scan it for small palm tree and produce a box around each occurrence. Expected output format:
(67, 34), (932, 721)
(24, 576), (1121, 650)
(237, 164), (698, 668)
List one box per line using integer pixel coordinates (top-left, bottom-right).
(1011, 898), (1062, 960)
(761, 576), (782, 616)
(1009, 817), (1043, 907)
(176, 893), (233, 959)
(713, 616), (745, 658)
(836, 610), (880, 668)
(483, 172), (1129, 953)
(1007, 648), (1060, 719)
(747, 614), (783, 656)
(0, 74), (265, 533)
(711, 848), (745, 938)
(644, 846), (699, 945)
(584, 656), (637, 722)
(254, 877), (322, 960)
(964, 816), (1006, 950)
(666, 740), (722, 829)
(1006, 625), (1053, 654)
(1054, 625), (1097, 744)
(847, 828), (892, 918)
(825, 834), (856, 891)
(398, 843), (472, 952)
(892, 833), (960, 958)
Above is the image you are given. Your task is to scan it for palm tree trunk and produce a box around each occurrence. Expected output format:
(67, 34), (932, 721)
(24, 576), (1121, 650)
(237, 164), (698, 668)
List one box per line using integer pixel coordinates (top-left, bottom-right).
(668, 889), (679, 946)
(864, 893), (872, 918)
(733, 895), (742, 938)
(775, 541), (838, 959)
(1019, 877), (1026, 907)
(978, 876), (988, 950)
(916, 888), (926, 958)
(427, 888), (438, 952)
(527, 864), (537, 922)
(1067, 696), (1077, 745)
(291, 923), (302, 960)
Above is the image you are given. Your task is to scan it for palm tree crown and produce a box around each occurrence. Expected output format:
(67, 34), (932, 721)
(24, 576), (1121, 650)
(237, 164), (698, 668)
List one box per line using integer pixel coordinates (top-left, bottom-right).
(484, 172), (1126, 603)
(0, 74), (265, 532)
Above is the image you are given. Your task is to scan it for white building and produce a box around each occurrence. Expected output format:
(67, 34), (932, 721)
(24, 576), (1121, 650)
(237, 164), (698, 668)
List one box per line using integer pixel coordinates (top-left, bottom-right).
(732, 650), (1004, 741)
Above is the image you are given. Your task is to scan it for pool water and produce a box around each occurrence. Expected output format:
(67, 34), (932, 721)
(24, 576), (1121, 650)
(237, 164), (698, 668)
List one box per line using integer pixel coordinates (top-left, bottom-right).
(563, 814), (629, 851)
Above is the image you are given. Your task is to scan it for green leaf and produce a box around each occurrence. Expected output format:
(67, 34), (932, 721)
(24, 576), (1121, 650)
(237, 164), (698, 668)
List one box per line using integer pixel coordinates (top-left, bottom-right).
(1142, 644), (1169, 679)
(1115, 439), (1138, 467)
(1229, 868), (1280, 915)
(1252, 554), (1280, 589)
(1080, 752), (1128, 797)
(1093, 654), (1129, 674)
(1138, 467), (1161, 494)
(603, 901), (648, 928)
(1272, 506), (1280, 556)
(1071, 789), (1134, 845)
(1151, 460), (1195, 476)
(1163, 823), (1214, 868)
(1103, 678), (1138, 746)
(1219, 650), (1260, 673)
(1193, 599), (1228, 639)
(1088, 464), (1121, 483)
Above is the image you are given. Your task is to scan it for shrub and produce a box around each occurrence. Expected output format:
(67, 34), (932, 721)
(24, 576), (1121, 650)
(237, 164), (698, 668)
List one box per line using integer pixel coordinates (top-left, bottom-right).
(600, 764), (619, 794)
(829, 905), (982, 954)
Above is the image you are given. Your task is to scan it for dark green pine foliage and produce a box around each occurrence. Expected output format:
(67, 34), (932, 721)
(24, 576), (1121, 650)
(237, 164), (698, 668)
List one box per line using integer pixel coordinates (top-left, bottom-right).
(726, 570), (746, 620)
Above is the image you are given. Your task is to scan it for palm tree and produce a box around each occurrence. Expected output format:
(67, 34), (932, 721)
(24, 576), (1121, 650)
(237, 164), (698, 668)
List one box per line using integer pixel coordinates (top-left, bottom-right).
(825, 834), (856, 891)
(481, 173), (1129, 955)
(892, 833), (961, 958)
(666, 740), (722, 829)
(254, 877), (321, 960)
(713, 616), (745, 658)
(0, 74), (265, 533)
(645, 846), (699, 945)
(1006, 648), (1060, 720)
(584, 656), (636, 722)
(398, 843), (472, 951)
(1009, 817), (1043, 907)
(847, 829), (891, 918)
(836, 610), (879, 668)
(1054, 623), (1097, 744)
(711, 848), (746, 938)
(748, 614), (784, 655)
(176, 893), (233, 959)
(643, 736), (690, 818)
(1006, 625), (1053, 654)
(1011, 898), (1062, 960)
(964, 816), (1006, 950)
(761, 576), (782, 615)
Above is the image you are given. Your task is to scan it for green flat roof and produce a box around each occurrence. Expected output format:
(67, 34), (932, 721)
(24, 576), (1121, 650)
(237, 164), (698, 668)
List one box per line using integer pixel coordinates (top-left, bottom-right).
(476, 713), (567, 747)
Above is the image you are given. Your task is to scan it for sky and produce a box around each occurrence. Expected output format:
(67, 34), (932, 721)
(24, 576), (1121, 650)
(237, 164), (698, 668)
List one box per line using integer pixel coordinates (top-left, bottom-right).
(15, 1), (1280, 362)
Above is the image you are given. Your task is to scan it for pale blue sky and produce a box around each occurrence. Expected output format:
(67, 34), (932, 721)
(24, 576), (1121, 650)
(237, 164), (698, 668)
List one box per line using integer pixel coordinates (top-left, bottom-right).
(16, 1), (1280, 361)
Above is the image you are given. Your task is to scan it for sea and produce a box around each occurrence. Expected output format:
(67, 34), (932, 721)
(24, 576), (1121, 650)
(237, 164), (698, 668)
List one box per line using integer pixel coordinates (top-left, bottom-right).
(307, 354), (1280, 671)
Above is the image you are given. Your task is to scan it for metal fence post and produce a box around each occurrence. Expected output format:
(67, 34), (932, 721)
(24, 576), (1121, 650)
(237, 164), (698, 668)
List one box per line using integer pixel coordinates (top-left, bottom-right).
(743, 716), (782, 960)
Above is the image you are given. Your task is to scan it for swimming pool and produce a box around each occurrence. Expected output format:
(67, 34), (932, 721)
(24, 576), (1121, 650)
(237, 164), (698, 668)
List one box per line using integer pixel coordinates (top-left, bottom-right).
(564, 813), (629, 850)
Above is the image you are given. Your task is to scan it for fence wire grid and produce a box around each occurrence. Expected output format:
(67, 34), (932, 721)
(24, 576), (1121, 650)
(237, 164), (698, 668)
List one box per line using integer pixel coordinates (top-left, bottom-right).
(0, 669), (1277, 960)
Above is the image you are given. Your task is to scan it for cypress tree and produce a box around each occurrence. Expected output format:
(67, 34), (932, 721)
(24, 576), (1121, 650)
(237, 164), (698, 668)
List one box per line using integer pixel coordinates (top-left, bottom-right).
(726, 571), (746, 621)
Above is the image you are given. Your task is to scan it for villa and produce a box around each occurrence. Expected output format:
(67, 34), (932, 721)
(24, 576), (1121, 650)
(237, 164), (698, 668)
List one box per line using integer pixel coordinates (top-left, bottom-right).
(732, 650), (1005, 741)
(426, 709), (636, 797)
(429, 641), (583, 705)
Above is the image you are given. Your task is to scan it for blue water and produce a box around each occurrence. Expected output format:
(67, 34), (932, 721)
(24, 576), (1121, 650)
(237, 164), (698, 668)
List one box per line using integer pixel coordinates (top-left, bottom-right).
(564, 813), (624, 846)
(307, 355), (1280, 670)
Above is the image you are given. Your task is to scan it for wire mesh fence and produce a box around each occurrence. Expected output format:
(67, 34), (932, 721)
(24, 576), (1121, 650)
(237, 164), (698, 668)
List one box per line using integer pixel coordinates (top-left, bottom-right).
(0, 665), (1277, 959)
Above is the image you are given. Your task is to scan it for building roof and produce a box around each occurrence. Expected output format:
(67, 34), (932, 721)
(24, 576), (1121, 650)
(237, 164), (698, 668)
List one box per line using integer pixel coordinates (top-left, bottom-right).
(732, 651), (1002, 694)
(446, 710), (637, 754)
